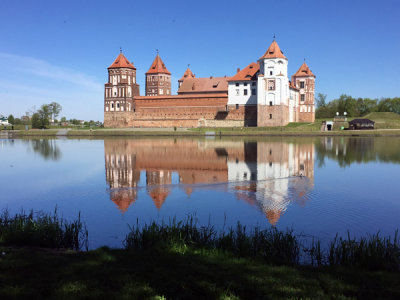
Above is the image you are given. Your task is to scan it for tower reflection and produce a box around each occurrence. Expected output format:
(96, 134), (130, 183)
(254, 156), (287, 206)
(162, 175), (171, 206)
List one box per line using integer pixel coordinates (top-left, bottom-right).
(104, 138), (314, 225)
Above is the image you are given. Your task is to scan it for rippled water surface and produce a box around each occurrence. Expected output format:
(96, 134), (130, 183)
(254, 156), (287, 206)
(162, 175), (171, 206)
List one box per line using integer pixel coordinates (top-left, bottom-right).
(1, 136), (399, 249)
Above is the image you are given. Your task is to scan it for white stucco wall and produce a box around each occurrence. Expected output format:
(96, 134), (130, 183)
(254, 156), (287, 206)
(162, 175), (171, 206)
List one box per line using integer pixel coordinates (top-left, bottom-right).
(228, 81), (257, 105)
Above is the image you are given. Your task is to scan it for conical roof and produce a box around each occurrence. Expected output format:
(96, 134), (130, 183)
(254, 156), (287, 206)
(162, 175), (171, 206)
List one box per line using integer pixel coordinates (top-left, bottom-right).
(179, 67), (195, 81)
(146, 54), (171, 75)
(260, 40), (287, 60)
(293, 62), (315, 78)
(108, 53), (136, 69)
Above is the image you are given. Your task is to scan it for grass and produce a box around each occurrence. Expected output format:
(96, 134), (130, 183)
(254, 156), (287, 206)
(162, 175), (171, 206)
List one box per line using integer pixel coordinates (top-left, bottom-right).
(0, 209), (88, 251)
(0, 245), (399, 299)
(0, 212), (399, 299)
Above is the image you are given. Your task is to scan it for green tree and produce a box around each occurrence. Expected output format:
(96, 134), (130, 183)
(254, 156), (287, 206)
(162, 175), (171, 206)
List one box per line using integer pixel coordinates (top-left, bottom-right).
(31, 113), (41, 129)
(7, 114), (15, 125)
(37, 104), (50, 128)
(48, 102), (62, 121)
(14, 118), (22, 125)
(60, 117), (67, 123)
(316, 93), (327, 108)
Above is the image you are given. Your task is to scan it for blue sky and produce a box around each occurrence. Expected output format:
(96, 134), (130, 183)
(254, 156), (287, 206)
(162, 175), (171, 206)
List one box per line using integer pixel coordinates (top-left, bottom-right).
(1, 0), (399, 121)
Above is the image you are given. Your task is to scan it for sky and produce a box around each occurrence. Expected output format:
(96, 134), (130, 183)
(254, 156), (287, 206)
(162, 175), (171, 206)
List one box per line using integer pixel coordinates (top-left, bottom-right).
(0, 0), (399, 121)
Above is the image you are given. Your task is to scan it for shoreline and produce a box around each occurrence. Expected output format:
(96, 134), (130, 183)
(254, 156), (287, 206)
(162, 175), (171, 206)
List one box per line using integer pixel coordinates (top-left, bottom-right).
(5, 128), (400, 138)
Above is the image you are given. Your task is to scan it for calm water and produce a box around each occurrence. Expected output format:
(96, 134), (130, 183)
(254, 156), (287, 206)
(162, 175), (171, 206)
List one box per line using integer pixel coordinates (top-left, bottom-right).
(1, 136), (399, 249)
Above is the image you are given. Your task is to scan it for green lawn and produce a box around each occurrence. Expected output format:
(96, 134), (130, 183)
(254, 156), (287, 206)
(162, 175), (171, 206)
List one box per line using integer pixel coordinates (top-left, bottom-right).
(0, 246), (399, 300)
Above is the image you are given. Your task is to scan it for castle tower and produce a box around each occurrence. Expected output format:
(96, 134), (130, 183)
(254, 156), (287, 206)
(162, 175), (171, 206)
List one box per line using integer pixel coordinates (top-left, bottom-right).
(146, 170), (172, 209)
(104, 51), (140, 114)
(257, 40), (291, 126)
(145, 53), (171, 96)
(178, 65), (195, 88)
(292, 62), (316, 122)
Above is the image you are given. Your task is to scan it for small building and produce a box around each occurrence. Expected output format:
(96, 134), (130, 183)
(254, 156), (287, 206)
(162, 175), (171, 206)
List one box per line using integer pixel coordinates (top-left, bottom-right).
(348, 119), (375, 130)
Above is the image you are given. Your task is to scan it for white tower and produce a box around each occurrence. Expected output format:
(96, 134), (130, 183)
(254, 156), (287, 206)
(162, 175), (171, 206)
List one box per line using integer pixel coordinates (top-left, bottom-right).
(257, 40), (290, 126)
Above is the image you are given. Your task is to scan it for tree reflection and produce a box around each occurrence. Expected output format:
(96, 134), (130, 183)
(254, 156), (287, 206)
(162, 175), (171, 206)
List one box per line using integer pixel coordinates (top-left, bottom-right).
(30, 139), (62, 161)
(315, 137), (400, 167)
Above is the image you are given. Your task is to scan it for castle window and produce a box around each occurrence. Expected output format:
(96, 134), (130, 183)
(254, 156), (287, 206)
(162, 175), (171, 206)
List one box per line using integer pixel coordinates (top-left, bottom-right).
(301, 94), (305, 102)
(244, 89), (248, 95)
(111, 103), (114, 108)
(251, 89), (256, 95)
(235, 89), (239, 96)
(236, 104), (239, 109)
(269, 114), (272, 119)
(269, 101), (273, 106)
(270, 71), (273, 75)
(269, 162), (272, 167)
(300, 164), (305, 171)
(160, 89), (164, 95)
(252, 82), (256, 86)
(235, 83), (239, 87)
(300, 82), (305, 89)
(268, 80), (275, 90)
(244, 83), (247, 86)
(117, 103), (120, 108)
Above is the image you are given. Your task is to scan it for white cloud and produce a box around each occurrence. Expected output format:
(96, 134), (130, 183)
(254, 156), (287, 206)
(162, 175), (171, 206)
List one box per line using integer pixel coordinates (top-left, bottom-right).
(0, 52), (103, 120)
(0, 52), (102, 90)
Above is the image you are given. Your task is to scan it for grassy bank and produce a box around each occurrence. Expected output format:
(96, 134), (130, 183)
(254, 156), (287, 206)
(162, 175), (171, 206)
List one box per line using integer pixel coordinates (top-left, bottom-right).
(10, 127), (400, 138)
(1, 211), (399, 299)
(1, 245), (399, 299)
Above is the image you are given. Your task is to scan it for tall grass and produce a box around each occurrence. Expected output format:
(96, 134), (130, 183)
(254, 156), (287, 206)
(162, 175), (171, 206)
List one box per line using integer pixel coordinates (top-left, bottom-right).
(124, 216), (400, 270)
(124, 216), (300, 265)
(328, 230), (400, 271)
(0, 208), (88, 251)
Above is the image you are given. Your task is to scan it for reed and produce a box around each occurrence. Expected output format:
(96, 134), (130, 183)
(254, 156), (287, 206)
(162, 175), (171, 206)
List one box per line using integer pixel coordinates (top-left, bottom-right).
(328, 230), (400, 271)
(124, 216), (300, 265)
(0, 208), (88, 251)
(124, 216), (400, 270)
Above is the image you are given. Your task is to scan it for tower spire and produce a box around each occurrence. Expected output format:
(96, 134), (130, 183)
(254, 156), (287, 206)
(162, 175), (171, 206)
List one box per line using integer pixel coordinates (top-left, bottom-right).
(120, 47), (122, 54)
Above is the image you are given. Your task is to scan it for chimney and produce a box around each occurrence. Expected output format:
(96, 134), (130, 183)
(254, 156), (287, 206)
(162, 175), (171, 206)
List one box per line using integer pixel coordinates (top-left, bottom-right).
(237, 68), (240, 73)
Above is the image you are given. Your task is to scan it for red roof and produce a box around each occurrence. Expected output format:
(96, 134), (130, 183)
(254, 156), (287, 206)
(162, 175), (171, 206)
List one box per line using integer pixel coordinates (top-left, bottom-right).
(177, 77), (230, 94)
(293, 62), (315, 78)
(108, 53), (136, 69)
(179, 67), (195, 81)
(146, 54), (171, 75)
(289, 80), (299, 90)
(229, 62), (259, 81)
(259, 40), (287, 60)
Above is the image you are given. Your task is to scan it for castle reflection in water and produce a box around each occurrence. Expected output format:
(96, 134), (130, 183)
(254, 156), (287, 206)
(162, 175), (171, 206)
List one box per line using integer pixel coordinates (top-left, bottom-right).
(105, 138), (314, 225)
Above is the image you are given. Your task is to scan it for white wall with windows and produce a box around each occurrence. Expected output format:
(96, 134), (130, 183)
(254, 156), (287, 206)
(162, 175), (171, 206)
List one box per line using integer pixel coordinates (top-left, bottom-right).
(228, 80), (257, 105)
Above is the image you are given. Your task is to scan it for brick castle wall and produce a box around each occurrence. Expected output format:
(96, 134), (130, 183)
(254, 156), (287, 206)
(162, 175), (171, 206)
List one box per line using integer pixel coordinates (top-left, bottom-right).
(257, 105), (290, 126)
(104, 95), (258, 128)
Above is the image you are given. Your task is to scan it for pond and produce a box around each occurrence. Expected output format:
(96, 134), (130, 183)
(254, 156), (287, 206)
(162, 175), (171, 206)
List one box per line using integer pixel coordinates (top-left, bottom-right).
(0, 136), (399, 249)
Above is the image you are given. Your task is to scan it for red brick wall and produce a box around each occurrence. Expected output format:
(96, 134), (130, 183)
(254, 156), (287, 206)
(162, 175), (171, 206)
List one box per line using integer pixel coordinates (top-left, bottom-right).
(257, 105), (290, 126)
(104, 95), (258, 128)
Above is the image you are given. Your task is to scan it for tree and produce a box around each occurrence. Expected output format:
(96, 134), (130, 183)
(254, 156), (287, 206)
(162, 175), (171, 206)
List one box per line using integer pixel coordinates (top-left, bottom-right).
(31, 113), (41, 129)
(14, 118), (22, 125)
(8, 114), (14, 125)
(316, 93), (327, 108)
(48, 102), (62, 121)
(37, 104), (50, 128)
(60, 117), (67, 123)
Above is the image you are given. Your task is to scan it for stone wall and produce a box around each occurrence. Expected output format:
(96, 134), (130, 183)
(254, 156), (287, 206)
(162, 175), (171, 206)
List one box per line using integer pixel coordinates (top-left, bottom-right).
(298, 111), (315, 123)
(104, 95), (258, 128)
(257, 105), (290, 126)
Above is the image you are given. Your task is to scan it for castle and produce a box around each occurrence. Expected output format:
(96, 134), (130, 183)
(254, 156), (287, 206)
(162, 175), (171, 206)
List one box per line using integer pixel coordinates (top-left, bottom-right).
(104, 40), (315, 128)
